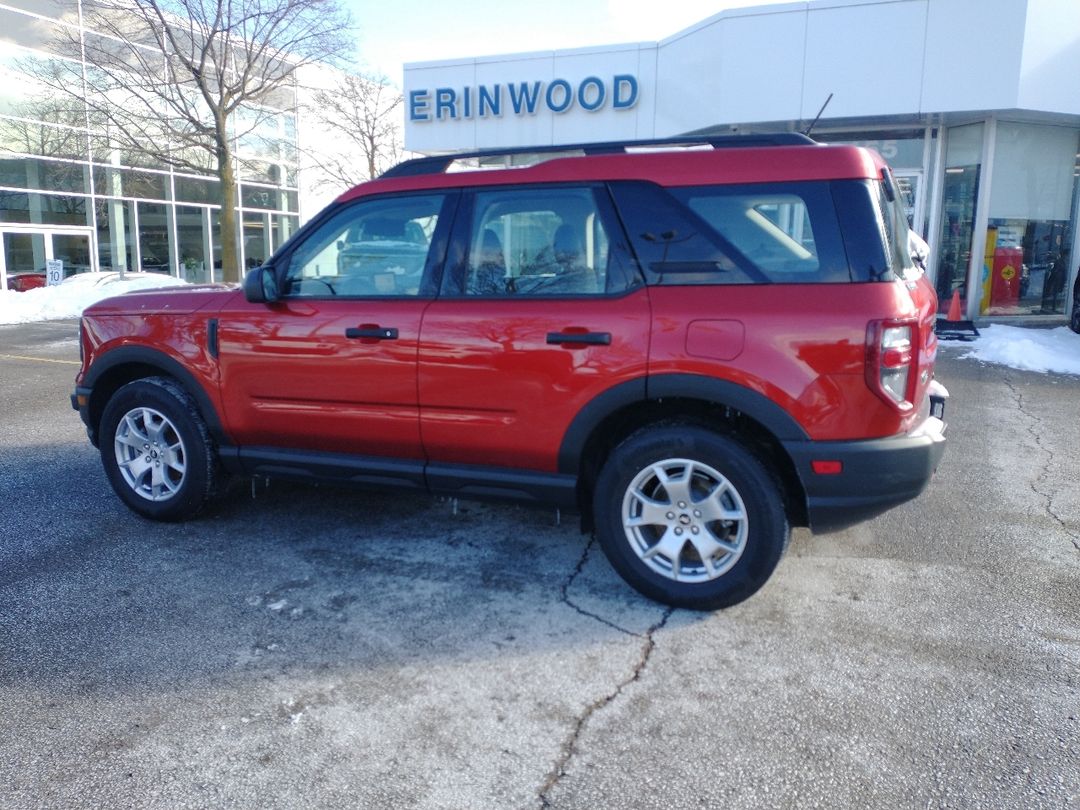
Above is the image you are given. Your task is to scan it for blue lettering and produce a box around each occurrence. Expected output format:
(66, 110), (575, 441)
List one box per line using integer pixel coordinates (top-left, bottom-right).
(479, 84), (501, 117)
(578, 76), (605, 111)
(545, 79), (573, 113)
(612, 74), (639, 109)
(409, 89), (430, 122)
(435, 87), (457, 120)
(508, 81), (542, 115)
(463, 86), (472, 119)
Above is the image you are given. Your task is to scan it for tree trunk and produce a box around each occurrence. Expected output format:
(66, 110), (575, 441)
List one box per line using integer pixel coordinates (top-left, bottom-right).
(215, 130), (241, 284)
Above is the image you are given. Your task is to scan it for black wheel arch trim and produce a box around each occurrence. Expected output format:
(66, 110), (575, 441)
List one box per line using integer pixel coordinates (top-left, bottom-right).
(82, 346), (227, 444)
(557, 373), (810, 475)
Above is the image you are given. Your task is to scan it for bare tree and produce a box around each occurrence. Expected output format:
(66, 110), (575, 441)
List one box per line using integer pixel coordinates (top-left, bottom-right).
(303, 72), (403, 188)
(26, 0), (353, 282)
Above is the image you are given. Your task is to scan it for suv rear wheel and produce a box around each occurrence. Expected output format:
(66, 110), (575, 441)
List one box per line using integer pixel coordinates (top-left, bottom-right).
(593, 425), (789, 610)
(99, 377), (220, 521)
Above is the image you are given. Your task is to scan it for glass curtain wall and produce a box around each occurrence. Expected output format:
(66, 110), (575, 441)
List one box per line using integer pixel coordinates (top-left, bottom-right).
(935, 123), (984, 311)
(0, 0), (301, 285)
(981, 123), (1080, 316)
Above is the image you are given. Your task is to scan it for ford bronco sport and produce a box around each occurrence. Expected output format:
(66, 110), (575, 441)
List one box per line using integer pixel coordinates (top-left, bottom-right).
(72, 134), (947, 610)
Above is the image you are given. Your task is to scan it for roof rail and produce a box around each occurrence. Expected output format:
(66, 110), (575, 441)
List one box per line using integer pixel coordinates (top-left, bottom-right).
(380, 133), (817, 179)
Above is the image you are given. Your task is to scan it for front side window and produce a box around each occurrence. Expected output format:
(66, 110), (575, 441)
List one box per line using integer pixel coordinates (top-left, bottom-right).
(464, 187), (616, 296)
(282, 194), (445, 297)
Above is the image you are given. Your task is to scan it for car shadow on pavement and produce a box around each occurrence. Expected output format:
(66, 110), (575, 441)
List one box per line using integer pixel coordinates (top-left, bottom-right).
(0, 443), (690, 694)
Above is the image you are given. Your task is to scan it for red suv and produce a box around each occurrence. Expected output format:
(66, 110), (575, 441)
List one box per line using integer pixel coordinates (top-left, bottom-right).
(72, 135), (947, 610)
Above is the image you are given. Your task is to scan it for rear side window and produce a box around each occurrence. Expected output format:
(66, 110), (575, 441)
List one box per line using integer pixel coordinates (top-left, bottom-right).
(610, 180), (852, 284)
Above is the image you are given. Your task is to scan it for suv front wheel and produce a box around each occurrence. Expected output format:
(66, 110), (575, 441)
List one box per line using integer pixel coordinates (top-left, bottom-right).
(99, 376), (220, 521)
(593, 426), (789, 610)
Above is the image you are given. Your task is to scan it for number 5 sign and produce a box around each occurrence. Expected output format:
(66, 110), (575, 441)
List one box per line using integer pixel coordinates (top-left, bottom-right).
(46, 259), (64, 286)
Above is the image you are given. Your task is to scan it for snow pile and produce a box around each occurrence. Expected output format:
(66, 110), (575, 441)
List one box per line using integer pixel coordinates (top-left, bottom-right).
(956, 325), (1080, 376)
(0, 273), (190, 325)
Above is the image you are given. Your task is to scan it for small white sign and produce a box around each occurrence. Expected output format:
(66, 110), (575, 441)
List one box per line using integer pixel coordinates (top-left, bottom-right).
(45, 259), (64, 286)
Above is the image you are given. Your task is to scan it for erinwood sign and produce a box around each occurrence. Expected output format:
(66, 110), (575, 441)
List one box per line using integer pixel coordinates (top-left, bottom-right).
(409, 74), (640, 122)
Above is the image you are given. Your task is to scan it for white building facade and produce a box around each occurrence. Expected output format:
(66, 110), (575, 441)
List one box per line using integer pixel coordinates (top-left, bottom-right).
(404, 0), (1080, 321)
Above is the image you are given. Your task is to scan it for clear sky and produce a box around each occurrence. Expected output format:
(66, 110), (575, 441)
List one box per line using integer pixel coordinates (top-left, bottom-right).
(345, 0), (789, 84)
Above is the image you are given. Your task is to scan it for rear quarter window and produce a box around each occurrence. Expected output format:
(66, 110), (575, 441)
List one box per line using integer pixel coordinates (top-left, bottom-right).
(610, 180), (854, 284)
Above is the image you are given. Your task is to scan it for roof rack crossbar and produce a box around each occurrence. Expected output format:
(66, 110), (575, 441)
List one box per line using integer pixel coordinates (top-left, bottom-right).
(380, 133), (816, 178)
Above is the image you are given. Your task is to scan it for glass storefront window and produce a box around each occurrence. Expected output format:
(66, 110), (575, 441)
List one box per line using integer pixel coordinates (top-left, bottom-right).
(0, 116), (88, 160)
(138, 201), (171, 273)
(2, 230), (45, 274)
(92, 166), (168, 200)
(241, 183), (278, 210)
(934, 123), (984, 312)
(175, 174), (217, 205)
(208, 207), (221, 280)
(274, 214), (298, 252)
(0, 156), (87, 194)
(0, 188), (87, 225)
(980, 123), (1079, 316)
(0, 9), (76, 58)
(819, 130), (927, 170)
(243, 211), (269, 269)
(95, 197), (136, 271)
(175, 205), (208, 283)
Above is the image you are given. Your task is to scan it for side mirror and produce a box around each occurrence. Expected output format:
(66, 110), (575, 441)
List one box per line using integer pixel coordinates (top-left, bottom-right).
(243, 265), (280, 304)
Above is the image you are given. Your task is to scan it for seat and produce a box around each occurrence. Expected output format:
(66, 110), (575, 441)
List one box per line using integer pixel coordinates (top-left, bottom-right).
(552, 223), (584, 272)
(550, 222), (600, 293)
(469, 228), (507, 295)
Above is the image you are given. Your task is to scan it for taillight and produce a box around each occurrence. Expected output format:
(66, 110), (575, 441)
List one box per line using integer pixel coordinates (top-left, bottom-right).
(866, 319), (917, 412)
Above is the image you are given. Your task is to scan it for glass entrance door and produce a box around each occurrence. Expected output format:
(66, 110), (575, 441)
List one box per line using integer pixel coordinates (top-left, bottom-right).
(0, 227), (96, 291)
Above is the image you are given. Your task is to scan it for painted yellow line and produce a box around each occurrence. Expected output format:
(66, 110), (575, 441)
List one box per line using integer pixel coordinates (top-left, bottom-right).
(0, 353), (80, 366)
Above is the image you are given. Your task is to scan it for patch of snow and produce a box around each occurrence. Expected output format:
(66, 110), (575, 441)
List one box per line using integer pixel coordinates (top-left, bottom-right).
(0, 272), (189, 325)
(953, 325), (1080, 376)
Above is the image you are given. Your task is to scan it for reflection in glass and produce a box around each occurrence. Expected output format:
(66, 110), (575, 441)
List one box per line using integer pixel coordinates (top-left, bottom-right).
(176, 204), (208, 283)
(243, 211), (268, 269)
(2, 230), (45, 274)
(138, 201), (171, 273)
(0, 188), (86, 225)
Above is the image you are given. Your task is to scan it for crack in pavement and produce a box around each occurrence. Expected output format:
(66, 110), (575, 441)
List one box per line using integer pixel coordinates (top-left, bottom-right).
(1004, 376), (1080, 553)
(540, 557), (673, 810)
(559, 538), (639, 638)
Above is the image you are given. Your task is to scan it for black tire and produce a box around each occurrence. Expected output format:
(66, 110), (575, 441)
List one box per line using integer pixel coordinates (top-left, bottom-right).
(592, 425), (789, 610)
(99, 376), (220, 521)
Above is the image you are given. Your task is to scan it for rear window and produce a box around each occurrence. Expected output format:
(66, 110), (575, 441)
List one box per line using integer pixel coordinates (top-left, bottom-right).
(609, 181), (852, 284)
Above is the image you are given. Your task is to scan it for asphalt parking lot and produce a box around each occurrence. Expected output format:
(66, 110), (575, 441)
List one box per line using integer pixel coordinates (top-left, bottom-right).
(1, 319), (1077, 810)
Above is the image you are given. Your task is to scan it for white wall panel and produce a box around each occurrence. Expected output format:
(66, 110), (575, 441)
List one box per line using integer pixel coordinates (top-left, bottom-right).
(715, 8), (808, 126)
(1019, 0), (1080, 115)
(404, 0), (1080, 153)
(403, 61), (478, 153)
(802, 0), (927, 119)
(548, 46), (654, 144)
(921, 0), (1026, 113)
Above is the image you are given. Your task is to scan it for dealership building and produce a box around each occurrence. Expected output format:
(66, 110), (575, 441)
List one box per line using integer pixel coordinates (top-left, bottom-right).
(0, 0), (303, 288)
(404, 0), (1080, 321)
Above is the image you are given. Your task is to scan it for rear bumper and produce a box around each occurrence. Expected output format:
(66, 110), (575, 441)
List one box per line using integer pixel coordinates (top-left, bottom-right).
(783, 411), (947, 534)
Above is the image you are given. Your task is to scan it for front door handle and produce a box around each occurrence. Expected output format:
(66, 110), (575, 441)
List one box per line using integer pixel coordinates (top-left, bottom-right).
(346, 326), (399, 340)
(546, 331), (611, 346)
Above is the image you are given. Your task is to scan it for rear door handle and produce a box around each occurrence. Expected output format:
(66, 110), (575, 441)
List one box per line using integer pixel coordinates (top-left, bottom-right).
(346, 326), (399, 340)
(546, 331), (611, 346)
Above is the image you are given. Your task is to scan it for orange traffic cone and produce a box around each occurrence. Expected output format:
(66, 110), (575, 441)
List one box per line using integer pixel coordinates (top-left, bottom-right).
(936, 289), (979, 341)
(946, 290), (963, 321)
